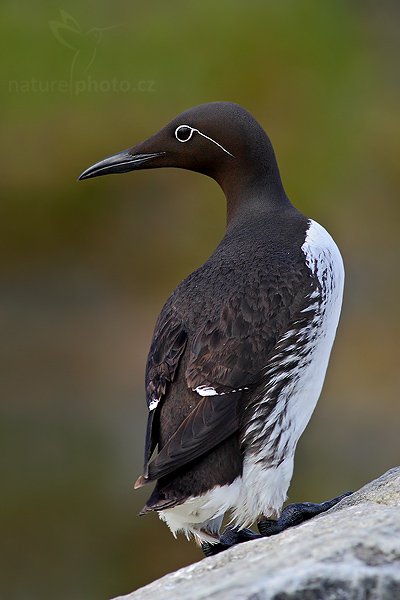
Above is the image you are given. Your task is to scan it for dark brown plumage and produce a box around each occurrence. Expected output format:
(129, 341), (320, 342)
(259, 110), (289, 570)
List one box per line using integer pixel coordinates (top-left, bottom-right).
(137, 207), (314, 509)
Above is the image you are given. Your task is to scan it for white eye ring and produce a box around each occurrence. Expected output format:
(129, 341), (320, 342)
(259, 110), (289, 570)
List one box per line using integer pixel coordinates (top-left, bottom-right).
(174, 124), (235, 157)
(175, 125), (195, 143)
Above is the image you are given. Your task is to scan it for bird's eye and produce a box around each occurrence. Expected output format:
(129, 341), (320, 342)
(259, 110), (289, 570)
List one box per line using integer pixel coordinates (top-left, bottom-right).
(175, 125), (194, 143)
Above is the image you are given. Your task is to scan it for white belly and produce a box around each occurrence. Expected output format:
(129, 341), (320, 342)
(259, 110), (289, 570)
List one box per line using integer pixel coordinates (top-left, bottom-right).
(233, 219), (345, 526)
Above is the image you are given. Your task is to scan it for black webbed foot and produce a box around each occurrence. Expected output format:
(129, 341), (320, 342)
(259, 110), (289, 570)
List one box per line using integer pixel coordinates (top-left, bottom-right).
(201, 526), (260, 557)
(258, 491), (353, 537)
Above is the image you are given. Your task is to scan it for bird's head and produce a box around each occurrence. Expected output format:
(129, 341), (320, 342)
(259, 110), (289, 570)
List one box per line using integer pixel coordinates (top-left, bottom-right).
(78, 102), (284, 201)
(78, 102), (290, 227)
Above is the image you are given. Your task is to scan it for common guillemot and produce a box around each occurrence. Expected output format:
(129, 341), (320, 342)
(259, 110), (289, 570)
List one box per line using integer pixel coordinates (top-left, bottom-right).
(79, 102), (350, 554)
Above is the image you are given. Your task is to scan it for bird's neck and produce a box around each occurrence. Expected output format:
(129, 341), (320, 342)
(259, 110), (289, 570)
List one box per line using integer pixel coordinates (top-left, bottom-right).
(218, 161), (292, 232)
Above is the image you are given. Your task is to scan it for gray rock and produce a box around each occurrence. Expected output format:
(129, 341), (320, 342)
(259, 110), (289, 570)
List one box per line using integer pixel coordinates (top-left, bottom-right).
(114, 467), (400, 600)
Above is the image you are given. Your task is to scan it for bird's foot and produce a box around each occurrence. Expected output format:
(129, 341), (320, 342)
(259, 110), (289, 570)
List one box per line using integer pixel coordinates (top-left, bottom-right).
(201, 526), (260, 557)
(258, 491), (352, 537)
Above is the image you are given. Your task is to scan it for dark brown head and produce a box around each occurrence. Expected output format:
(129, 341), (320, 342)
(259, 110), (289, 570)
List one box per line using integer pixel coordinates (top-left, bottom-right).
(78, 102), (289, 220)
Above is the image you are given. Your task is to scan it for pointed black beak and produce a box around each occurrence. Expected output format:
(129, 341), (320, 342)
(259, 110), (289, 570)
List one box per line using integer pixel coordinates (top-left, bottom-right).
(78, 149), (166, 181)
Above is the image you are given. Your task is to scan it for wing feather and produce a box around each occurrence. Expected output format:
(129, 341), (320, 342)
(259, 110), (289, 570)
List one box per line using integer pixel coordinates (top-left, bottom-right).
(144, 392), (241, 482)
(143, 310), (187, 470)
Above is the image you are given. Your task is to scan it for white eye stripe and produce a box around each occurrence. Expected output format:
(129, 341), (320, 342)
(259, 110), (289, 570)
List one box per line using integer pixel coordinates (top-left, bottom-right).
(174, 124), (234, 157)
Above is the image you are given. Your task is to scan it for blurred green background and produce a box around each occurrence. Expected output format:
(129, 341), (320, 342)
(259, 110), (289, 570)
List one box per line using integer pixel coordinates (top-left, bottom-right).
(1, 1), (399, 598)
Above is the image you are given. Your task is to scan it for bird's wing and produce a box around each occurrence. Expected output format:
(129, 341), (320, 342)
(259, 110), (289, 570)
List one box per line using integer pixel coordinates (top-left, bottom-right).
(138, 272), (313, 485)
(144, 391), (242, 482)
(185, 278), (306, 394)
(143, 309), (187, 472)
(140, 298), (242, 485)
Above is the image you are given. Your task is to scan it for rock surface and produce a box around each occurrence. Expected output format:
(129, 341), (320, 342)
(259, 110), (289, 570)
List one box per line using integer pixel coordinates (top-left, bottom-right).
(114, 467), (400, 600)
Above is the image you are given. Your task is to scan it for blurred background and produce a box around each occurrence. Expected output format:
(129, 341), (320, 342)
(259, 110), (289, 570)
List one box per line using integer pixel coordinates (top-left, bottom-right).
(1, 1), (399, 598)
